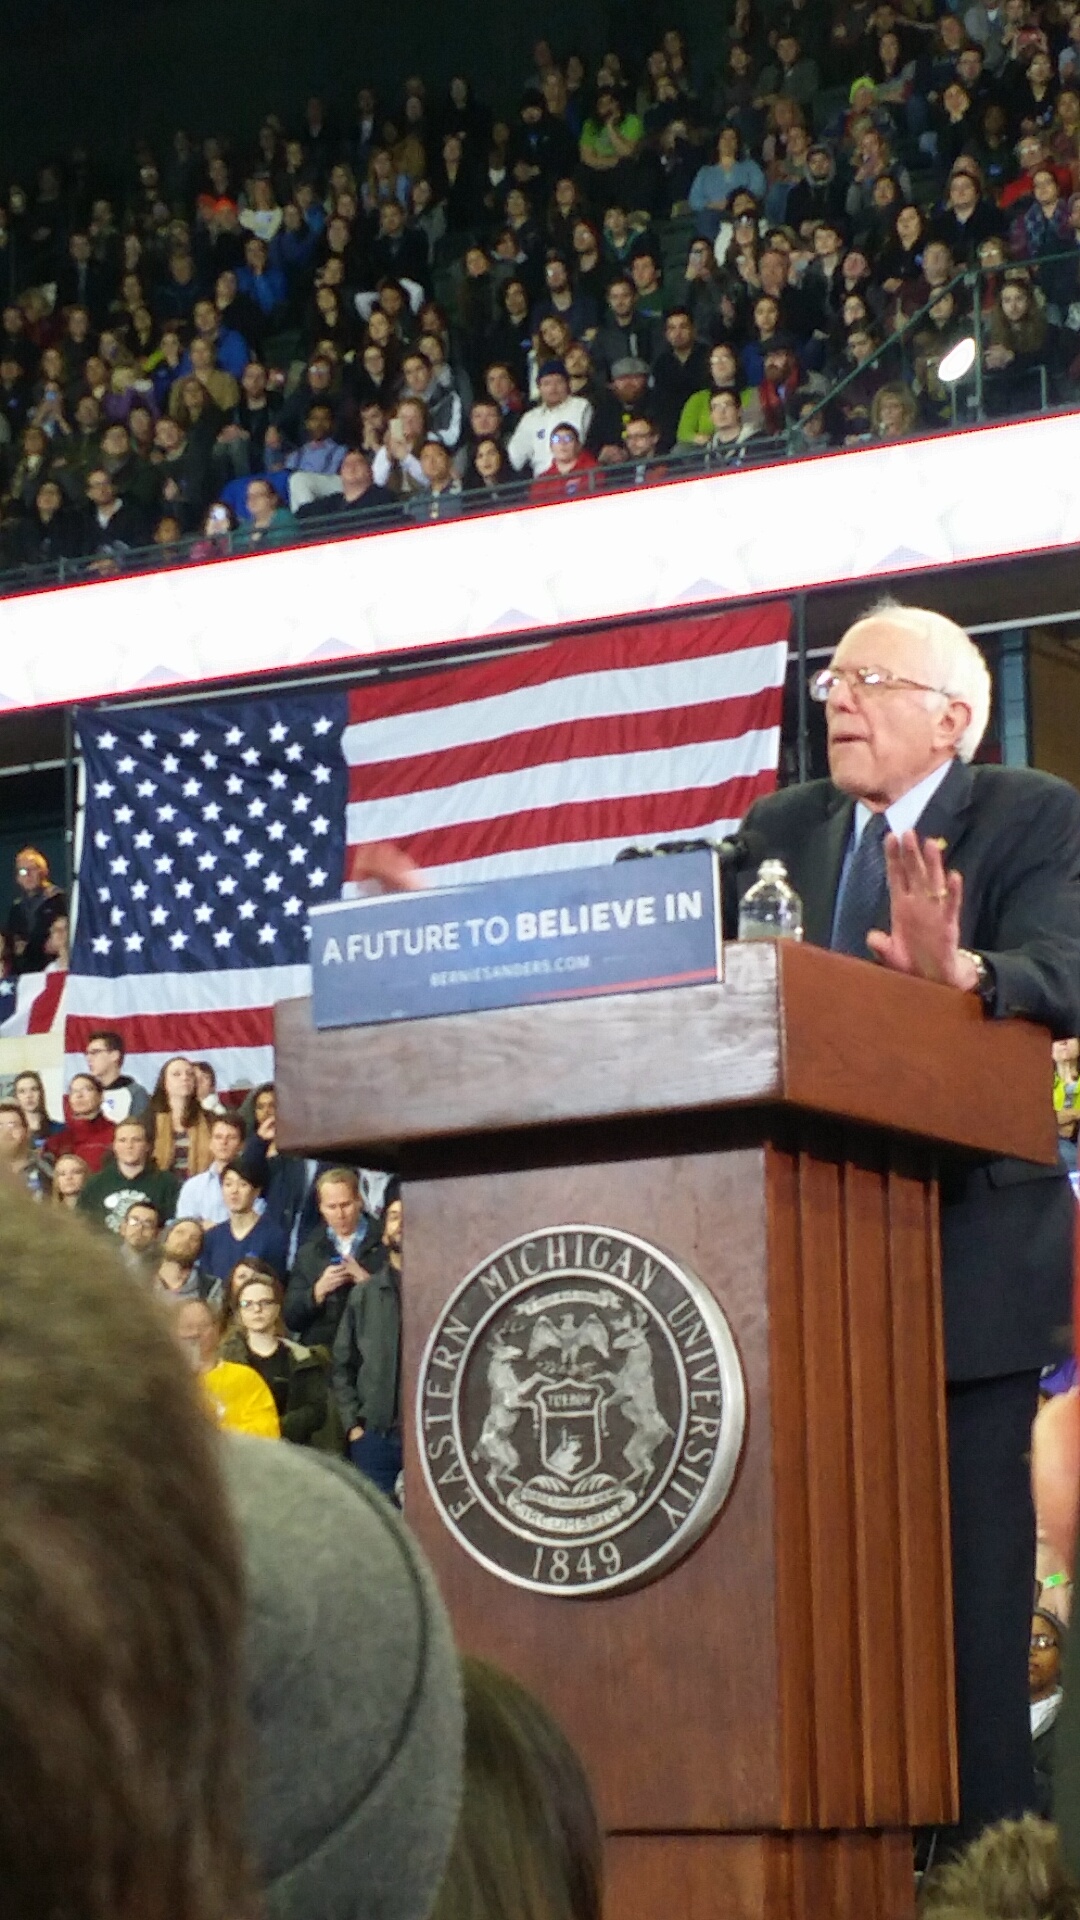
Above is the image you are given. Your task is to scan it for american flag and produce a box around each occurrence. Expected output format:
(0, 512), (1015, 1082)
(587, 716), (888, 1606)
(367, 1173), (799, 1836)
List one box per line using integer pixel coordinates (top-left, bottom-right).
(3, 607), (790, 1092)
(61, 689), (348, 1089)
(343, 606), (792, 888)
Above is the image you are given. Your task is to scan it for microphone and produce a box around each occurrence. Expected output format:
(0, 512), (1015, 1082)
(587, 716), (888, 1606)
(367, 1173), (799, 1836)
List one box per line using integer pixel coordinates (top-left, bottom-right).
(614, 830), (766, 870)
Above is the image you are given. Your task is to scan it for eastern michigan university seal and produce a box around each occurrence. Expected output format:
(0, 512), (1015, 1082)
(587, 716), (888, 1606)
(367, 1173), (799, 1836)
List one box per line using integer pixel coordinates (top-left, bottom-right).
(417, 1224), (746, 1595)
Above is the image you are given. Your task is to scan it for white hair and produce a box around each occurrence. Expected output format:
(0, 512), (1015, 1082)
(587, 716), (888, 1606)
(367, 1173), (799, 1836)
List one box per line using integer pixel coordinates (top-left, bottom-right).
(841, 599), (992, 762)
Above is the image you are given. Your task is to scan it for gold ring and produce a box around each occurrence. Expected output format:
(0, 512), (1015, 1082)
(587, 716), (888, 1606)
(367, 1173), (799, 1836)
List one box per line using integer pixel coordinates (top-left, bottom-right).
(926, 890), (947, 903)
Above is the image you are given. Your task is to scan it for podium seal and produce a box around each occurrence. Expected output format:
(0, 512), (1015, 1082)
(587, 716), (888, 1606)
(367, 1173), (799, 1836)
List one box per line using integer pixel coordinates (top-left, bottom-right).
(416, 1224), (745, 1595)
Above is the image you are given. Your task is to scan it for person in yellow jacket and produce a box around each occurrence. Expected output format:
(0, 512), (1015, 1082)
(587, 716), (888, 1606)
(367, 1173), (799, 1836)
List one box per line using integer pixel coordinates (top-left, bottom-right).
(172, 1295), (280, 1439)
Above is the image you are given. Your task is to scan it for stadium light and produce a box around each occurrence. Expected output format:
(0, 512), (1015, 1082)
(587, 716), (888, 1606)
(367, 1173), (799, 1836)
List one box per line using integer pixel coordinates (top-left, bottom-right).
(938, 337), (977, 383)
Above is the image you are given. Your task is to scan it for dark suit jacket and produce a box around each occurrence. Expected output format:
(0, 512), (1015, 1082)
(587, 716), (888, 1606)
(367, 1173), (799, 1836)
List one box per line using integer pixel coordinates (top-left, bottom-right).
(284, 1218), (381, 1351)
(740, 759), (1080, 1382)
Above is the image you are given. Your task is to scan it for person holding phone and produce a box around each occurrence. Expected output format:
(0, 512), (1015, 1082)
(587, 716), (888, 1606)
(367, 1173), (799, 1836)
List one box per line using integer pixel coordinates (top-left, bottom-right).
(285, 1166), (380, 1351)
(371, 397), (429, 494)
(189, 499), (237, 561)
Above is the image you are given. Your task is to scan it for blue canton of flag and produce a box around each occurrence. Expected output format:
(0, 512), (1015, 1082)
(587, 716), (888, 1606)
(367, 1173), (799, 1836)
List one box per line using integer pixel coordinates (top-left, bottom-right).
(66, 689), (349, 1089)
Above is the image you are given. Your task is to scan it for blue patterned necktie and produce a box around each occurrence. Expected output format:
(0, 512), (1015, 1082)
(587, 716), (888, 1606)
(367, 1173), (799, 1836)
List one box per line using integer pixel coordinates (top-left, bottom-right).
(831, 811), (889, 958)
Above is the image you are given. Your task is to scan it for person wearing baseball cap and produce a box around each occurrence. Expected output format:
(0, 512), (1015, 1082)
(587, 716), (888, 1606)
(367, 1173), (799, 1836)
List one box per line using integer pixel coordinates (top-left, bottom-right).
(507, 359), (593, 476)
(223, 1437), (463, 1920)
(586, 356), (655, 464)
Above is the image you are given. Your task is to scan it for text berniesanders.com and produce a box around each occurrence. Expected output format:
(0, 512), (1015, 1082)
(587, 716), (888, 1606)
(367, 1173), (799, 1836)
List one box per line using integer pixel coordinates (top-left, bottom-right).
(429, 955), (592, 988)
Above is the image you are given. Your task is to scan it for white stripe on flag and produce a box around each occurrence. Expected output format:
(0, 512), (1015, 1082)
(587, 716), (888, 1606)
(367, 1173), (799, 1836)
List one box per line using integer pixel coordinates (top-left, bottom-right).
(61, 964), (313, 1018)
(343, 643), (789, 765)
(345, 729), (780, 844)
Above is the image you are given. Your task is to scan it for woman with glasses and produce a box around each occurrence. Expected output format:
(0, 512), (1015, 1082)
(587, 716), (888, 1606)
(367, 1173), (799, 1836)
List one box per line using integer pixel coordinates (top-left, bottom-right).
(221, 1260), (342, 1451)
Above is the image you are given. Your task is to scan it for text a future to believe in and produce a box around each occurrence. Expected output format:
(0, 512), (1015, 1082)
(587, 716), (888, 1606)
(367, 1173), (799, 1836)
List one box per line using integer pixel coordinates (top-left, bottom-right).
(317, 886), (707, 968)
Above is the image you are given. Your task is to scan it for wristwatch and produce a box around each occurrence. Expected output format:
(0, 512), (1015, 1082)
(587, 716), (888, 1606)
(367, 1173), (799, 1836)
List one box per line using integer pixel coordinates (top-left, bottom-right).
(959, 949), (995, 1010)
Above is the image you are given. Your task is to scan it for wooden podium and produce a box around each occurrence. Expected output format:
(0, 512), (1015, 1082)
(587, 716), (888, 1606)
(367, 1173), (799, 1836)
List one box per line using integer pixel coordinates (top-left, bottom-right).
(275, 940), (1056, 1920)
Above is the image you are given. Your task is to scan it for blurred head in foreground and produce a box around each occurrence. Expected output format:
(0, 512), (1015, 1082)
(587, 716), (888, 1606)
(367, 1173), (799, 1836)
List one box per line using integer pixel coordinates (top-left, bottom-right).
(919, 1814), (1080, 1919)
(0, 1182), (252, 1920)
(223, 1435), (464, 1920)
(0, 1179), (465, 1920)
(430, 1656), (603, 1920)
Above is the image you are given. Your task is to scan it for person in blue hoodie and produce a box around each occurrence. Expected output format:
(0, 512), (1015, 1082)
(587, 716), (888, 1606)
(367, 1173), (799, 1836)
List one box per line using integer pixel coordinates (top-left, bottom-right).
(236, 235), (289, 324)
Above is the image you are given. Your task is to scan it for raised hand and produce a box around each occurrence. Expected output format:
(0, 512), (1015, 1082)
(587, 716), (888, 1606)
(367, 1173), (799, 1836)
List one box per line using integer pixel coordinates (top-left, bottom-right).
(348, 841), (423, 893)
(866, 830), (979, 990)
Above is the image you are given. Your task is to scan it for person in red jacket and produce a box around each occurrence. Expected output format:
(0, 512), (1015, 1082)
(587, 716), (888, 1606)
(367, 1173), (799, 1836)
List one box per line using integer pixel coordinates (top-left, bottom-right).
(47, 1072), (115, 1173)
(528, 423), (599, 504)
(999, 133), (1073, 209)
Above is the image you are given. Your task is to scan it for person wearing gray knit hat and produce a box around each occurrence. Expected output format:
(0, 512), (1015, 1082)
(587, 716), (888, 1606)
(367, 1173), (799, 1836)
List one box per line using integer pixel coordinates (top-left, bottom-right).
(221, 1435), (464, 1920)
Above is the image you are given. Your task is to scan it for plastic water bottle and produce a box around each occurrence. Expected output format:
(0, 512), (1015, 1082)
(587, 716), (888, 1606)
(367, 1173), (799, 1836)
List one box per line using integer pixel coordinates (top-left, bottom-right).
(738, 859), (804, 942)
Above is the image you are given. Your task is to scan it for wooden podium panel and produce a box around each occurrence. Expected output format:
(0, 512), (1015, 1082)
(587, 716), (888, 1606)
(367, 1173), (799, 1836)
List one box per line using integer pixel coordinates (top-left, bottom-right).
(604, 1831), (917, 1920)
(274, 944), (1054, 1920)
(399, 1138), (954, 1846)
(274, 942), (1056, 1174)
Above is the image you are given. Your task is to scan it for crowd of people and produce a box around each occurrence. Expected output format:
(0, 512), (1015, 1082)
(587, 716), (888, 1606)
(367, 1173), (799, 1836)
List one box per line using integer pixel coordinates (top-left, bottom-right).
(0, 1028), (407, 1499)
(0, 5), (1079, 578)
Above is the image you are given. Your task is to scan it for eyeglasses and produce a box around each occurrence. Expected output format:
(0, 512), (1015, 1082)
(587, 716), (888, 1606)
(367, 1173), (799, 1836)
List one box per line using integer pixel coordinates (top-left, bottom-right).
(809, 665), (957, 703)
(1031, 1632), (1059, 1651)
(239, 1295), (276, 1312)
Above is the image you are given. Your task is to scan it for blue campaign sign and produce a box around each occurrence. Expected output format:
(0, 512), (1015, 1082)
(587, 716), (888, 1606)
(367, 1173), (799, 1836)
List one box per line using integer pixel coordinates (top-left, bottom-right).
(310, 849), (723, 1029)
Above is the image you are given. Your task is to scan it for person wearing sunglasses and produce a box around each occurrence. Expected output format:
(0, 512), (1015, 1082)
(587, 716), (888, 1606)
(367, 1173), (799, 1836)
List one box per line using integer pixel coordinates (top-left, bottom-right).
(527, 421), (598, 504)
(736, 598), (1080, 1852)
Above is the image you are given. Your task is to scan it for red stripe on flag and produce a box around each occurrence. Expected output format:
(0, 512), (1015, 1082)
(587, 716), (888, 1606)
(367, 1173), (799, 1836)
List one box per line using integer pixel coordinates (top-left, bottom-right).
(389, 770), (778, 869)
(64, 1008), (276, 1054)
(347, 690), (778, 804)
(346, 607), (791, 724)
(26, 969), (67, 1034)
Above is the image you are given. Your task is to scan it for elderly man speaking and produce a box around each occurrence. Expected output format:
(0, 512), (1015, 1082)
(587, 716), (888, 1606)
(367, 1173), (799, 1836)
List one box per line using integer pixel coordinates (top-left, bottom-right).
(740, 598), (1080, 1848)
